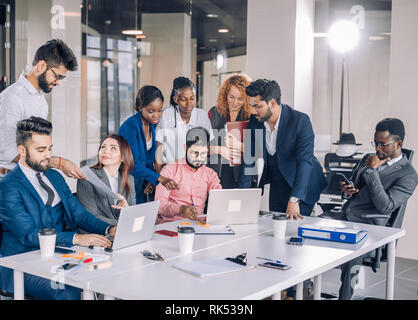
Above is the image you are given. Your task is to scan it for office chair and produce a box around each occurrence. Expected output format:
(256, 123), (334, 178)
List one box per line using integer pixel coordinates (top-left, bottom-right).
(318, 153), (362, 213)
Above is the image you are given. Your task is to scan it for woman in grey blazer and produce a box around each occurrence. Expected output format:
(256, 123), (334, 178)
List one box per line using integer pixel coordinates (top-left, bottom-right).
(77, 134), (136, 225)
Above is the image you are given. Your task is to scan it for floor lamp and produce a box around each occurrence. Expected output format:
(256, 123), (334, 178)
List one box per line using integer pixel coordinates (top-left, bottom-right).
(328, 20), (359, 140)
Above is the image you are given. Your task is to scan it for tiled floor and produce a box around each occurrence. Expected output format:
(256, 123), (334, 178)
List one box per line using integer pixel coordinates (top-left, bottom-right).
(321, 257), (418, 300)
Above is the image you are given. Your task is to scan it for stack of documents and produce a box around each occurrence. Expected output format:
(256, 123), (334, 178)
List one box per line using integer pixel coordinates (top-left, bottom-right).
(173, 258), (255, 278)
(298, 224), (368, 244)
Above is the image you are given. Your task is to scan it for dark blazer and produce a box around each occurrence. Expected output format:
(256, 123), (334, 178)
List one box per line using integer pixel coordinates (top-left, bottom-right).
(76, 167), (136, 225)
(0, 165), (110, 291)
(239, 104), (327, 205)
(343, 153), (418, 225)
(118, 112), (160, 197)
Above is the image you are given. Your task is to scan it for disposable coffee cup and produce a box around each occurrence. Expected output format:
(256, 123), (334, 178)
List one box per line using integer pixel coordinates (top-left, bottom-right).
(272, 214), (287, 239)
(177, 226), (195, 255)
(38, 228), (57, 257)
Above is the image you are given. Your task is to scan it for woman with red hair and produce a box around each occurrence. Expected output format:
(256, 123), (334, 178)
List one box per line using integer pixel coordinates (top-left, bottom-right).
(208, 74), (252, 189)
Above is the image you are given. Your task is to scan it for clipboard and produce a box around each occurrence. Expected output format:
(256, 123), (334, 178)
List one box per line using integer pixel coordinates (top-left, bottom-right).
(173, 257), (255, 278)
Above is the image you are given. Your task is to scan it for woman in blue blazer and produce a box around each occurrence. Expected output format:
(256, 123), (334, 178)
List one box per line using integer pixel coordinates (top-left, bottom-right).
(118, 86), (179, 204)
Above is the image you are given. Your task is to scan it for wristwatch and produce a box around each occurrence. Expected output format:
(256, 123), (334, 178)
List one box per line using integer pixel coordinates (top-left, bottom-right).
(289, 196), (300, 204)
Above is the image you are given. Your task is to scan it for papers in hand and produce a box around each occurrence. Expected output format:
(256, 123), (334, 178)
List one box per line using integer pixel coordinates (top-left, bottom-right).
(81, 166), (120, 202)
(173, 258), (256, 278)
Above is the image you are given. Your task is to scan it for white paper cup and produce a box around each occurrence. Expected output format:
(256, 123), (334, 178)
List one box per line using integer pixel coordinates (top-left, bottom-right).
(272, 214), (287, 239)
(38, 228), (57, 257)
(177, 226), (195, 255)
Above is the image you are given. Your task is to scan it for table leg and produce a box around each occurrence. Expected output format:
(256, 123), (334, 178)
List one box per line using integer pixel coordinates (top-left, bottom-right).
(83, 290), (95, 300)
(314, 274), (322, 300)
(386, 240), (396, 300)
(13, 270), (24, 300)
(296, 282), (303, 300)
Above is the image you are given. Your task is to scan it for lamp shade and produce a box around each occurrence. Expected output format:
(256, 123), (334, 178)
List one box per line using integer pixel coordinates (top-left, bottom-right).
(328, 20), (359, 53)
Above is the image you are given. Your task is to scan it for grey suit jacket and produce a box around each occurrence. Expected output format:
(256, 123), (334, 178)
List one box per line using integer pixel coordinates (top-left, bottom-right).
(343, 153), (418, 225)
(76, 167), (136, 226)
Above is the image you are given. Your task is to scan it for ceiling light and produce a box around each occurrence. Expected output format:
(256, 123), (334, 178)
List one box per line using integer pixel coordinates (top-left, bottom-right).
(206, 13), (219, 18)
(122, 29), (143, 36)
(218, 28), (229, 33)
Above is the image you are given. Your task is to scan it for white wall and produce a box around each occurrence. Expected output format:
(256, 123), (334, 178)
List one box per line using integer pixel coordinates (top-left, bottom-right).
(202, 55), (247, 112)
(247, 0), (314, 118)
(140, 13), (192, 107)
(388, 0), (418, 260)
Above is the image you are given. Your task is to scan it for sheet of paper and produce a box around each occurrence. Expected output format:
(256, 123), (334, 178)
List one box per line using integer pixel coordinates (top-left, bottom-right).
(81, 166), (120, 202)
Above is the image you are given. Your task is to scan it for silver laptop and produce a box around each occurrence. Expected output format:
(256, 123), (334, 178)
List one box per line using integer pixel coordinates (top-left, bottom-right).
(206, 189), (262, 225)
(111, 200), (160, 251)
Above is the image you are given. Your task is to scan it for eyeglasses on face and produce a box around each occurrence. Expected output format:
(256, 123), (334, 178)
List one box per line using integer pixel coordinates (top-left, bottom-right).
(370, 140), (395, 149)
(190, 151), (208, 158)
(46, 62), (66, 82)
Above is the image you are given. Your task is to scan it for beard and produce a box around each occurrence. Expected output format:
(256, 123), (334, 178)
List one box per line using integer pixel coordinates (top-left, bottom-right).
(38, 71), (54, 93)
(256, 107), (273, 122)
(26, 148), (49, 172)
(186, 155), (205, 170)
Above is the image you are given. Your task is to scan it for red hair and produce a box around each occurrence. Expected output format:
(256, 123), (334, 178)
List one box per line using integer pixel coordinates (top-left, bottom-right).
(216, 74), (252, 120)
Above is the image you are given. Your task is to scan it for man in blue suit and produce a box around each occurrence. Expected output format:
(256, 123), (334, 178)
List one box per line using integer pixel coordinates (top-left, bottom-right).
(0, 117), (116, 299)
(239, 79), (327, 220)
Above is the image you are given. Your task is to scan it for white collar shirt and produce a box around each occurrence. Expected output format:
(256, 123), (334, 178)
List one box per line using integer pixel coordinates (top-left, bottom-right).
(18, 162), (61, 207)
(264, 112), (281, 156)
(0, 75), (48, 170)
(155, 105), (214, 163)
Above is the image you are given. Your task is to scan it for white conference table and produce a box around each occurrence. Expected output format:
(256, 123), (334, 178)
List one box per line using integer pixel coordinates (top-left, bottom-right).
(87, 217), (405, 300)
(0, 215), (405, 300)
(0, 215), (274, 300)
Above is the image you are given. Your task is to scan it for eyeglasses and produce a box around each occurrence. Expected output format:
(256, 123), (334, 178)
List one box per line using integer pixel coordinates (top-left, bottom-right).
(190, 151), (208, 158)
(225, 253), (247, 266)
(371, 140), (395, 149)
(46, 62), (66, 83)
(140, 250), (164, 261)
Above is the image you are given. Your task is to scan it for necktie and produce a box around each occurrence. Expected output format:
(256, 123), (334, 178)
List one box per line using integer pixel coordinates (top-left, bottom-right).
(36, 173), (55, 206)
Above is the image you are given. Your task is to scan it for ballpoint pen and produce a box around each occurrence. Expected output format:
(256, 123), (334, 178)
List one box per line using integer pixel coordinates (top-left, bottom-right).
(256, 257), (281, 264)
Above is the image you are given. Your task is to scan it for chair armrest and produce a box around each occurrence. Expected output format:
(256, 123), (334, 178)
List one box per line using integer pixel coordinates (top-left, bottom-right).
(360, 214), (391, 219)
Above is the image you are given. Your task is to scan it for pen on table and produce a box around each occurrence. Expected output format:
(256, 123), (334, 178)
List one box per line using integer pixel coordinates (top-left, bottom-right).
(256, 257), (281, 263)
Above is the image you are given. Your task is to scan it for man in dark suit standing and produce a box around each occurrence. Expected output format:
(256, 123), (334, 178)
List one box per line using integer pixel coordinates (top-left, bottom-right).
(321, 118), (418, 299)
(239, 79), (327, 220)
(0, 117), (116, 299)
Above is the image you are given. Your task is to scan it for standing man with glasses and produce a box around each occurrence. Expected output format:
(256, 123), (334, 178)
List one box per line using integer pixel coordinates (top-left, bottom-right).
(0, 39), (86, 180)
(321, 118), (418, 299)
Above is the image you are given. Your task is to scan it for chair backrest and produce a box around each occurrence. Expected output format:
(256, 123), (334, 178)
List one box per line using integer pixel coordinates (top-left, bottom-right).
(322, 153), (362, 195)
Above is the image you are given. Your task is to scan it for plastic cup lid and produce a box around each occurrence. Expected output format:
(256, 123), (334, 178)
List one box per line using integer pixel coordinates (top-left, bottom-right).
(38, 228), (56, 235)
(272, 213), (287, 220)
(177, 226), (195, 234)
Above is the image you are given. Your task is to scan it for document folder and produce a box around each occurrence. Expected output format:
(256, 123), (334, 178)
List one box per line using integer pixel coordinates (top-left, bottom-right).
(298, 224), (368, 244)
